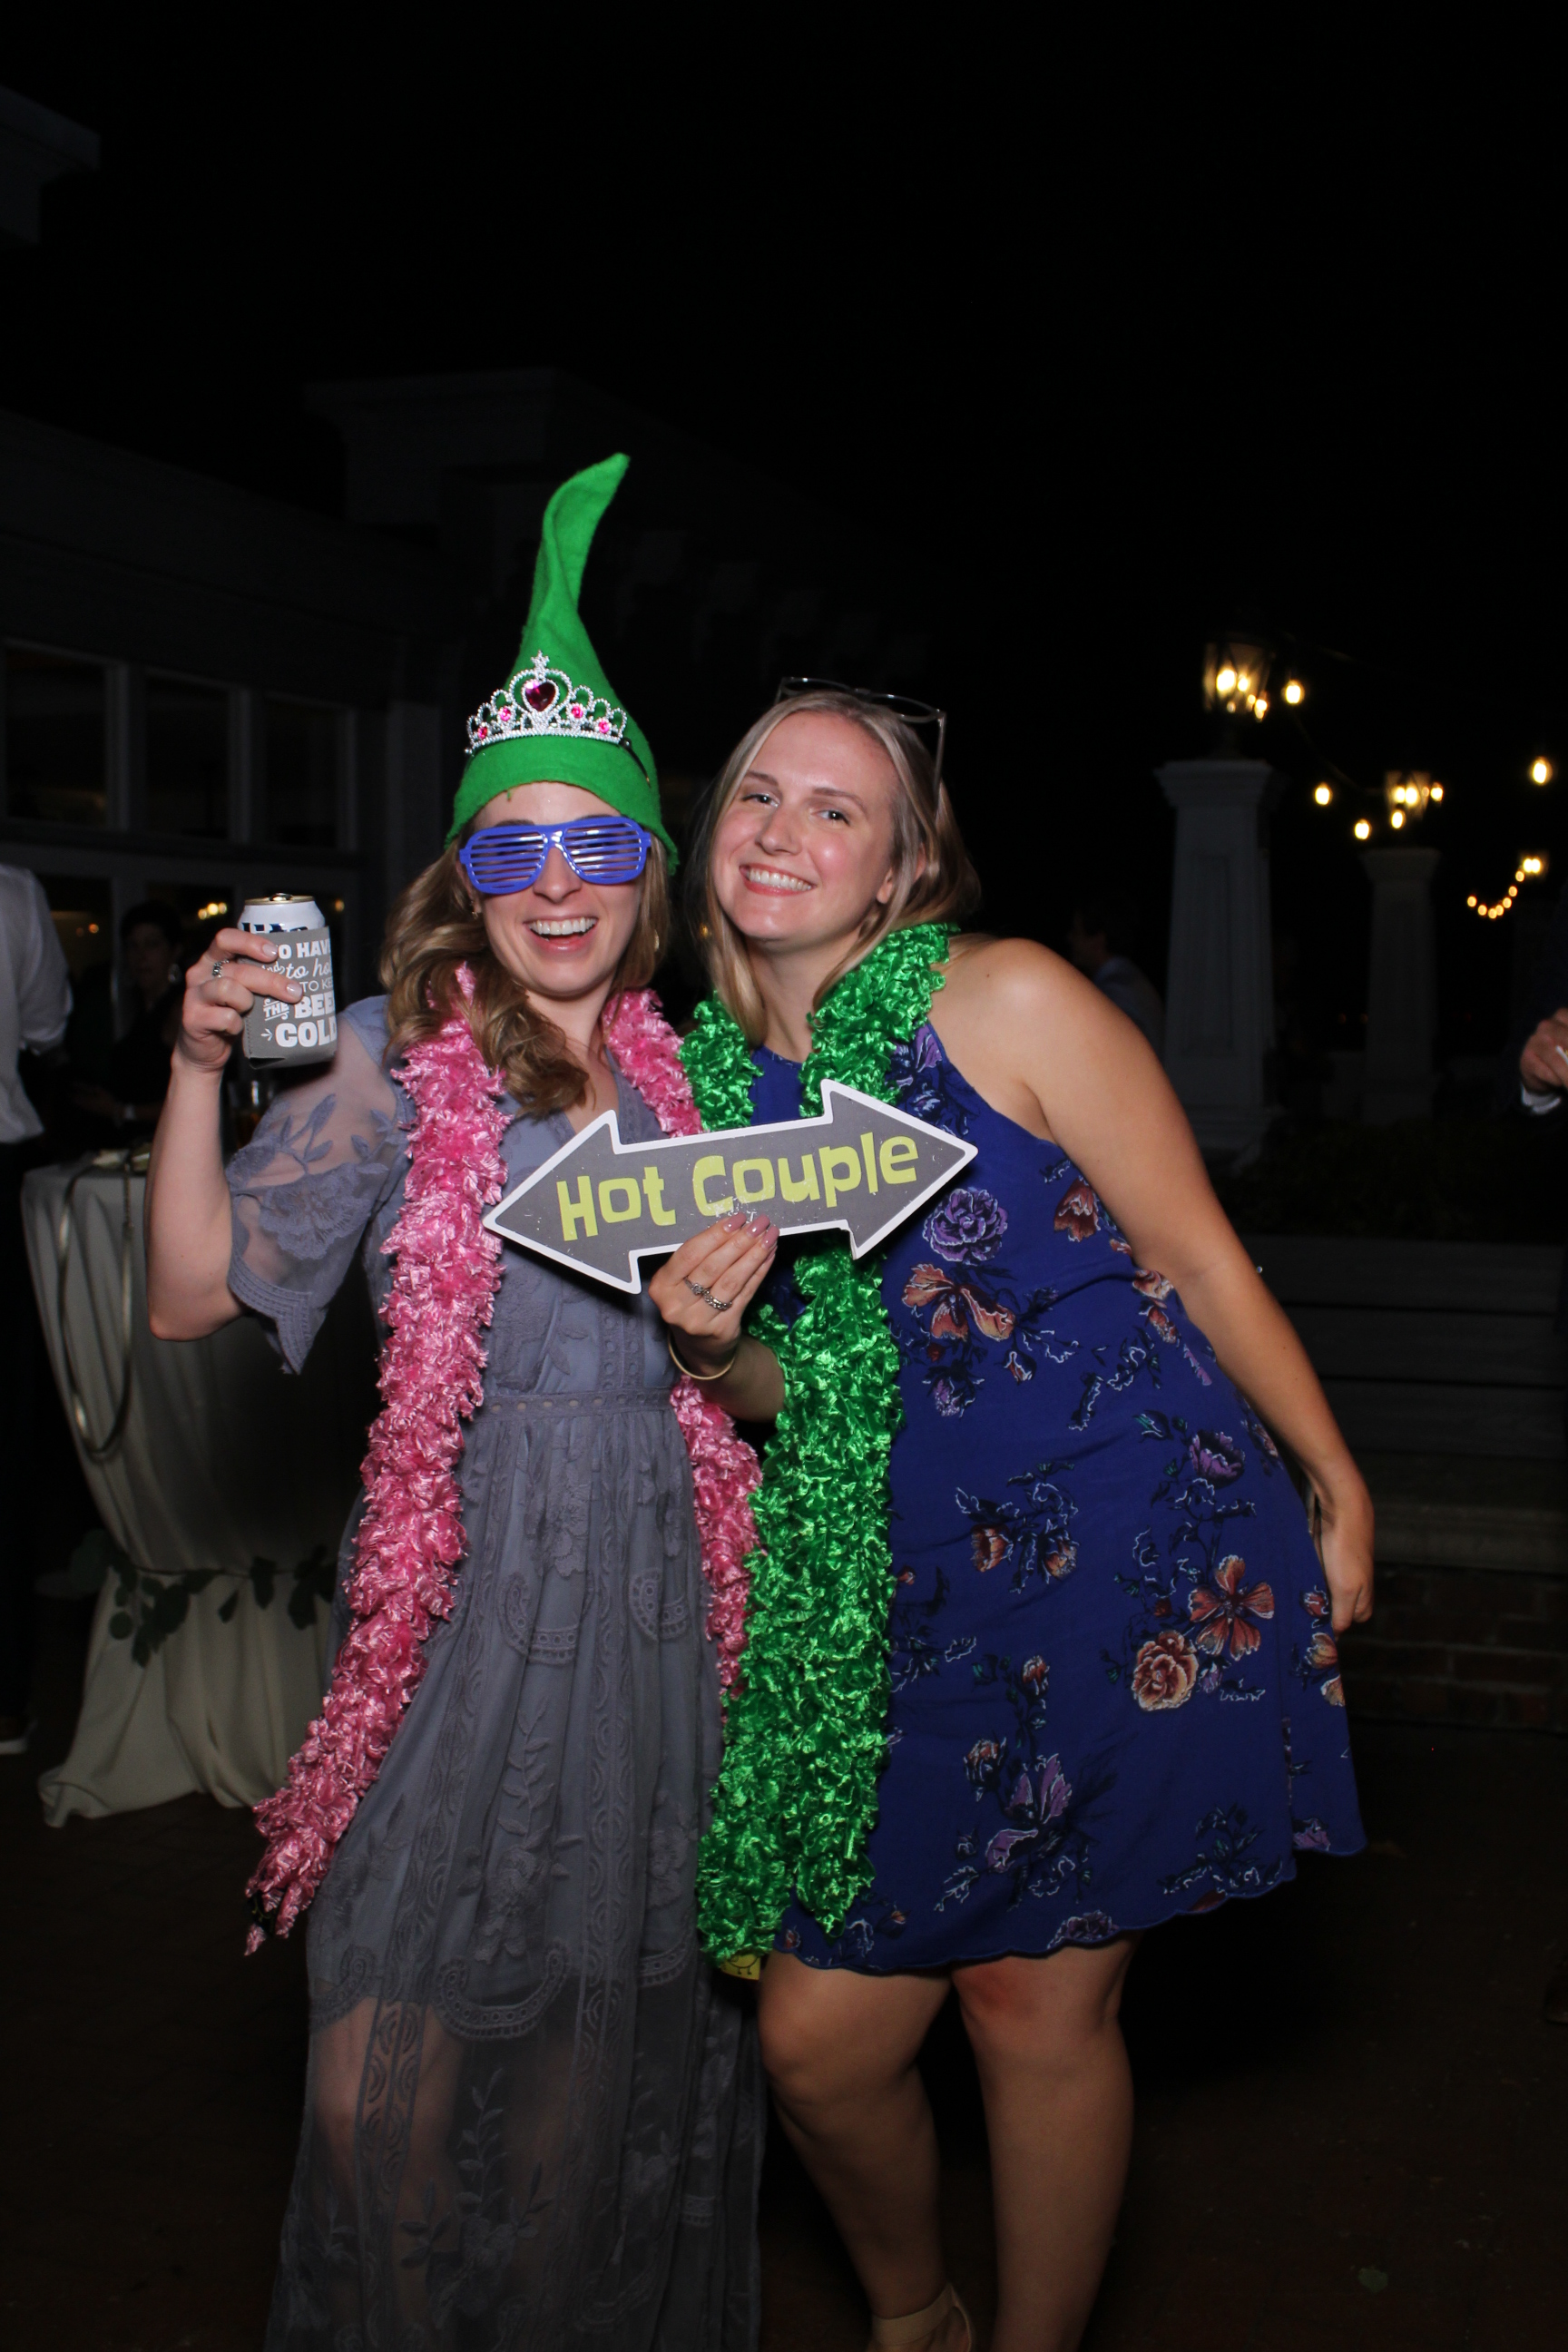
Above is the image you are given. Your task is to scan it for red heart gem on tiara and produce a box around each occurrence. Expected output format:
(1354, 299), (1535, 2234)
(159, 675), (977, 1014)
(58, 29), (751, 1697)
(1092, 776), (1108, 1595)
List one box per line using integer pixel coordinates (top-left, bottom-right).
(523, 679), (558, 714)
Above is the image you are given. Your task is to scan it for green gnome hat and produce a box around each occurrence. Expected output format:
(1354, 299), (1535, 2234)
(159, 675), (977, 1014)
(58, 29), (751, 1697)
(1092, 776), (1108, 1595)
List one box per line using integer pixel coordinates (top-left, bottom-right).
(449, 452), (672, 861)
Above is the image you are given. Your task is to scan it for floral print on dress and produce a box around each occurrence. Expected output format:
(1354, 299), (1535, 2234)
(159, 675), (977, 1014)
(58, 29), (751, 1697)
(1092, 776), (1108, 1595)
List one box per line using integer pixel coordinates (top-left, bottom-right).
(955, 1461), (1080, 1594)
(749, 1022), (1363, 1974)
(1159, 1803), (1284, 1905)
(937, 1655), (1114, 1916)
(230, 1092), (403, 1257)
(900, 1186), (1075, 1418)
(1105, 1412), (1276, 1711)
(1294, 1586), (1346, 1707)
(890, 1023), (972, 1137)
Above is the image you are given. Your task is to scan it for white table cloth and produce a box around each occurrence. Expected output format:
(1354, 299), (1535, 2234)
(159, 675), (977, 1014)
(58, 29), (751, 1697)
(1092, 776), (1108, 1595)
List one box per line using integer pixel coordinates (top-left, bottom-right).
(24, 1154), (377, 1824)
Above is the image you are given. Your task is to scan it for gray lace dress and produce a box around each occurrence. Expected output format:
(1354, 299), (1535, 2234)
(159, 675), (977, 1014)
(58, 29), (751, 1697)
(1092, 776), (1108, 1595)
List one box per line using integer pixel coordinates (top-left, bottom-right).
(227, 997), (761, 2352)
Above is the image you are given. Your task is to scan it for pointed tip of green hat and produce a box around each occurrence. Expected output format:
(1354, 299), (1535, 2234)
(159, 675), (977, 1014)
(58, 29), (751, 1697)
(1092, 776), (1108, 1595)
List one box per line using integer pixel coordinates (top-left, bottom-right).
(536, 453), (631, 607)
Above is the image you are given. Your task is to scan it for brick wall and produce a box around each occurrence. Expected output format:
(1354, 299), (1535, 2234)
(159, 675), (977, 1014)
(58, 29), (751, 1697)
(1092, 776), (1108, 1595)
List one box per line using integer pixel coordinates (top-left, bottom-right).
(1342, 1563), (1568, 1733)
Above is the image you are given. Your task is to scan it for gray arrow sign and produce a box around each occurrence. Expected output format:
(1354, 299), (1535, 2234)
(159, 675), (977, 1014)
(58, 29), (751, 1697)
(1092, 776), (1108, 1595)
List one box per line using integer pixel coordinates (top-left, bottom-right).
(484, 1080), (978, 1293)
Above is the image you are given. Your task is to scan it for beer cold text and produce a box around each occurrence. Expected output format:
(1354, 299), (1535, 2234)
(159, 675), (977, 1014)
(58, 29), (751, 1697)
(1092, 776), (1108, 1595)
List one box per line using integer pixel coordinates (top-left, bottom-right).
(239, 896), (338, 1068)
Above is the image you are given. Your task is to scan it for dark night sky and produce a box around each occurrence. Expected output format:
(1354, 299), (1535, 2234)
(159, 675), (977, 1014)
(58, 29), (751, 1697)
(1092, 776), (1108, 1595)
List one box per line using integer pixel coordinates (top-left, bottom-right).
(4, 30), (1564, 1052)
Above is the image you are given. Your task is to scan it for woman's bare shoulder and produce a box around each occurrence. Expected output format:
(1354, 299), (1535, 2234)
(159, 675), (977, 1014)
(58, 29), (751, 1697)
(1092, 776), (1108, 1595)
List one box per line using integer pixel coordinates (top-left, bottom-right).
(940, 932), (1087, 1014)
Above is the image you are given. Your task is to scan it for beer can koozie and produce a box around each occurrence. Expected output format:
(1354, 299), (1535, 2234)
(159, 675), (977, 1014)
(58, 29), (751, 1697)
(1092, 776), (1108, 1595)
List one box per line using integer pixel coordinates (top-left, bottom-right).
(239, 895), (338, 1068)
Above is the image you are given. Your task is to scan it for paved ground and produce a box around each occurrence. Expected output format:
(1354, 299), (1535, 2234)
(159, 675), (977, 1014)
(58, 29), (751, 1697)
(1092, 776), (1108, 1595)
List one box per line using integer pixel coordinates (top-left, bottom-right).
(5, 1595), (1565, 2351)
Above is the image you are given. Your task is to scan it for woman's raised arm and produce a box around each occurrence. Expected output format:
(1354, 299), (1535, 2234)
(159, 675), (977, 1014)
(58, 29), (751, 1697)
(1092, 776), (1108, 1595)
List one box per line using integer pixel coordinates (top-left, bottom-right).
(145, 927), (298, 1339)
(936, 938), (1375, 1633)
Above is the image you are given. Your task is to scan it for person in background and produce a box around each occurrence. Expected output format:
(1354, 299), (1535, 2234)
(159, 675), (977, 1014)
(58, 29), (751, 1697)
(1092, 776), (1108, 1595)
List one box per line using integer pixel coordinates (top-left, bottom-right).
(1512, 881), (1568, 2028)
(1065, 889), (1165, 1058)
(73, 900), (183, 1137)
(0, 863), (73, 1755)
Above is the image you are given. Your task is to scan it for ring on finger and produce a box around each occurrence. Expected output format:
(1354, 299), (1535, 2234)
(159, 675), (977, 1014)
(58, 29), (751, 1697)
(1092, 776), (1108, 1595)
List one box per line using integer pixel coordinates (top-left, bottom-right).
(706, 1295), (735, 1314)
(211, 960), (226, 978)
(684, 1277), (714, 1307)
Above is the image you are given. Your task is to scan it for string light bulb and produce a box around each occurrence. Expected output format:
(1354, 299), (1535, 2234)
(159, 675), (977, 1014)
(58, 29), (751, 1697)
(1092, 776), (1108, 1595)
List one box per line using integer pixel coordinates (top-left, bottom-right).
(1471, 853), (1548, 917)
(1216, 665), (1237, 695)
(1313, 783), (1333, 806)
(1429, 784), (1444, 801)
(1284, 678), (1305, 705)
(1531, 758), (1553, 786)
(1390, 809), (1406, 828)
(1354, 819), (1371, 840)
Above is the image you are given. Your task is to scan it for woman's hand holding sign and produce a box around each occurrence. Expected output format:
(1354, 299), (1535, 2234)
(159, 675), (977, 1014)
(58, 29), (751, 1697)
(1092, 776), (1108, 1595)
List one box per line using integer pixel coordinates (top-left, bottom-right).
(649, 1211), (785, 1418)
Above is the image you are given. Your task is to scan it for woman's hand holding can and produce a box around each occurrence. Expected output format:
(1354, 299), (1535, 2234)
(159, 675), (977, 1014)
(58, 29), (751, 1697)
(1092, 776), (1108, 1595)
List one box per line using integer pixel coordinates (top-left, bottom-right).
(176, 926), (301, 1073)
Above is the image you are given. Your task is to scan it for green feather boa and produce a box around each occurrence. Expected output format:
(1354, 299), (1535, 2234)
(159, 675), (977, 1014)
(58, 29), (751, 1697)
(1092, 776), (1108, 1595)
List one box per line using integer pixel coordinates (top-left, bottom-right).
(681, 922), (952, 1960)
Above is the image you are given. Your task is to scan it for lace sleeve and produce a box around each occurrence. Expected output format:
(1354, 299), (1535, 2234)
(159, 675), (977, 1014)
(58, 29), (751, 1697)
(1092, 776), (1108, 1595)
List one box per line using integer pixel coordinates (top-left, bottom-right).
(226, 1006), (406, 1372)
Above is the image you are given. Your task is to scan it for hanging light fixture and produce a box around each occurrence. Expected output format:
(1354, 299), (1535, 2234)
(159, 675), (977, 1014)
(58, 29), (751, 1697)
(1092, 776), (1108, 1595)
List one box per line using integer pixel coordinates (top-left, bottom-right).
(1383, 770), (1434, 826)
(1203, 635), (1275, 721)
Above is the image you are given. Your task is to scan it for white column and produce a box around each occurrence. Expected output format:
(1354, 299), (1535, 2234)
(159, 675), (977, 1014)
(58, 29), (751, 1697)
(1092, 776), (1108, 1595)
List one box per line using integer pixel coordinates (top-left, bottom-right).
(384, 700), (445, 903)
(1360, 846), (1439, 1124)
(1156, 758), (1281, 1155)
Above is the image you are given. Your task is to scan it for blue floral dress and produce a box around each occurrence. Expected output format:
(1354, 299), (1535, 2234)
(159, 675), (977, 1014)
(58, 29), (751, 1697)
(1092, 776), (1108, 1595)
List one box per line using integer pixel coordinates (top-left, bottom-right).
(750, 1024), (1363, 1973)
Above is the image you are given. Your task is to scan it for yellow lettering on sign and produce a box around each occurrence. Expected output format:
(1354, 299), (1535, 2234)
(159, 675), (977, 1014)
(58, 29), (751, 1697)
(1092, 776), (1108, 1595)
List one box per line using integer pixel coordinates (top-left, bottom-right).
(859, 1131), (878, 1193)
(642, 1165), (676, 1226)
(732, 1158), (776, 1205)
(598, 1176), (642, 1223)
(879, 1135), (917, 1184)
(778, 1154), (819, 1202)
(693, 1154), (734, 1216)
(819, 1144), (861, 1209)
(558, 1174), (597, 1240)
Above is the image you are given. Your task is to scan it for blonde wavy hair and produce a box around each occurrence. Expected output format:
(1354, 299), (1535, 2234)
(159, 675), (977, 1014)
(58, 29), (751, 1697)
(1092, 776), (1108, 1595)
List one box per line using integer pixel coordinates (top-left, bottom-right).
(684, 687), (980, 1043)
(381, 818), (671, 1114)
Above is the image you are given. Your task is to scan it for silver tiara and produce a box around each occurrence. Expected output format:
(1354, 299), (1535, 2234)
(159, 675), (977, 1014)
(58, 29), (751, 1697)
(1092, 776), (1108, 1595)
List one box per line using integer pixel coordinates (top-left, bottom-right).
(466, 650), (628, 757)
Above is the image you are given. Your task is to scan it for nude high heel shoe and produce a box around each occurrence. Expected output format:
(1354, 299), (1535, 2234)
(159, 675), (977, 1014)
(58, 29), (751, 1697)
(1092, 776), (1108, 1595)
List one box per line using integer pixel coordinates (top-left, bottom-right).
(867, 2281), (974, 2352)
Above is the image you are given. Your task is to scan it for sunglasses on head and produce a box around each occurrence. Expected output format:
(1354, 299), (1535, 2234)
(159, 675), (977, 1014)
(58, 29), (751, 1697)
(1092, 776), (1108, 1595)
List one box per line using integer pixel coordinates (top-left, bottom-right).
(776, 676), (948, 800)
(458, 815), (653, 897)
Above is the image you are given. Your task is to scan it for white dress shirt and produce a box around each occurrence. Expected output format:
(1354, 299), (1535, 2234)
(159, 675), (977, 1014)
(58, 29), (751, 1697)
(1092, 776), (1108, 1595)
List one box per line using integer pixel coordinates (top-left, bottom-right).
(0, 864), (73, 1144)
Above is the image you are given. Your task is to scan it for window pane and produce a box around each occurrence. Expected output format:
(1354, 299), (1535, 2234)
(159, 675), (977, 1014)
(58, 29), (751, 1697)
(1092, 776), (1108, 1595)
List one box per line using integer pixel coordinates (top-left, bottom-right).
(5, 647), (107, 826)
(144, 880), (236, 959)
(267, 698), (338, 848)
(41, 873), (117, 1088)
(147, 675), (228, 838)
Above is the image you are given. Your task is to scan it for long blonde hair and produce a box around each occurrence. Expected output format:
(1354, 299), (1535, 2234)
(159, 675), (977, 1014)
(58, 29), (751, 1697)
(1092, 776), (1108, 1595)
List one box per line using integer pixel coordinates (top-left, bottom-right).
(684, 688), (980, 1043)
(381, 822), (671, 1113)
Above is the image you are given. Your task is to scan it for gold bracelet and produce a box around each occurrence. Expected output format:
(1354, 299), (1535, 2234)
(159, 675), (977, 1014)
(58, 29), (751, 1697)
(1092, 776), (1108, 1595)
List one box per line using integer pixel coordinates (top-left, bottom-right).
(667, 1332), (741, 1382)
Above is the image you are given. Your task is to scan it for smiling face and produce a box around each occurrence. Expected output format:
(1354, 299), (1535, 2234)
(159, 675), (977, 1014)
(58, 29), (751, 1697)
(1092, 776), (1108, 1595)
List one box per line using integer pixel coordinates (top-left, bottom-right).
(709, 710), (905, 959)
(467, 781), (647, 1009)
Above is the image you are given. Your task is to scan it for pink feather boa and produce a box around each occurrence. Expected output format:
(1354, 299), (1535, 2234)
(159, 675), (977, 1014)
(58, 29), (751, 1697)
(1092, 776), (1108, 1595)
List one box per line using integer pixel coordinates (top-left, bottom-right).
(247, 977), (756, 1947)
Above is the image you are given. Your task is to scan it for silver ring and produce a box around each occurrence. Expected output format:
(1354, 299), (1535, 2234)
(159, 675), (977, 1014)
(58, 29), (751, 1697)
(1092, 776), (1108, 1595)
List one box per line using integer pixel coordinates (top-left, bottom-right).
(211, 960), (225, 978)
(707, 1295), (735, 1315)
(684, 1277), (713, 1306)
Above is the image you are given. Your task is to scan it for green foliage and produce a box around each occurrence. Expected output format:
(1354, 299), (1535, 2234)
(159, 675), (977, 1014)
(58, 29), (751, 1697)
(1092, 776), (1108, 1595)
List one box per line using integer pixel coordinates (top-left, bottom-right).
(1215, 1119), (1566, 1242)
(71, 1530), (338, 1665)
